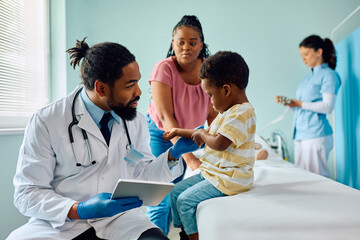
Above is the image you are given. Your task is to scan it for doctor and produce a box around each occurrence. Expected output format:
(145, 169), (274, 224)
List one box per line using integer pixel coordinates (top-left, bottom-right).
(7, 38), (199, 240)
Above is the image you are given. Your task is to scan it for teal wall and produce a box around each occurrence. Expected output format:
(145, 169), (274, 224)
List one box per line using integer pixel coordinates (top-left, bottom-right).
(1, 0), (360, 238)
(62, 0), (360, 163)
(50, 0), (67, 101)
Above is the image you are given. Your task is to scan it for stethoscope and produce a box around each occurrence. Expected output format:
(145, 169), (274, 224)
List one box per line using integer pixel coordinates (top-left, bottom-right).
(68, 87), (132, 167)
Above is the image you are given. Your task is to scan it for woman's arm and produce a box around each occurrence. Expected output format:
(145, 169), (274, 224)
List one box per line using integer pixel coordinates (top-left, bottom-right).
(151, 81), (201, 170)
(285, 93), (336, 114)
(150, 81), (181, 144)
(301, 93), (336, 114)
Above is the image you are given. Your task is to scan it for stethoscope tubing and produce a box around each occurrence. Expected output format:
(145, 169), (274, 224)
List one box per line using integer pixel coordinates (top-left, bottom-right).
(68, 87), (132, 167)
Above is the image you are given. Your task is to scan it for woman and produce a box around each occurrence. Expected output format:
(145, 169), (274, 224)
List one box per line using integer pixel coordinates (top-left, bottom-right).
(146, 15), (217, 236)
(275, 35), (341, 177)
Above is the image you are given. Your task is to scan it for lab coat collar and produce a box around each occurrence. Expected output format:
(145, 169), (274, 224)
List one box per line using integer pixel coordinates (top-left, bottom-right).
(80, 88), (121, 126)
(71, 87), (107, 146)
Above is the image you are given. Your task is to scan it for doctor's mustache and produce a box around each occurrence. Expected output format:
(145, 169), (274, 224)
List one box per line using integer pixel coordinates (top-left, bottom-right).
(129, 96), (140, 105)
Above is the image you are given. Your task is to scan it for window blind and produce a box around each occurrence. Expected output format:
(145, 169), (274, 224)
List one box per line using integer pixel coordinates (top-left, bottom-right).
(0, 0), (49, 129)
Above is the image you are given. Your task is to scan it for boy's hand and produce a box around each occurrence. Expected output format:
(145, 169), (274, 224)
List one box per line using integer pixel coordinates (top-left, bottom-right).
(163, 128), (178, 141)
(191, 129), (206, 147)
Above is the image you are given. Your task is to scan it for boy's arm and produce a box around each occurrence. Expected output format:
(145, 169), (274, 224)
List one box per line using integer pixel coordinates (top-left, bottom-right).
(192, 131), (232, 151)
(163, 128), (196, 141)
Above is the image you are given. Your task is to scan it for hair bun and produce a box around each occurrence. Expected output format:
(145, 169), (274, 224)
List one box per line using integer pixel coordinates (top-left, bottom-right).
(66, 37), (89, 69)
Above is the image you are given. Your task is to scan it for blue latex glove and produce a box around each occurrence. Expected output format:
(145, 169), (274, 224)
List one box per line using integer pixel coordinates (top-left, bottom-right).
(77, 193), (142, 219)
(169, 125), (205, 159)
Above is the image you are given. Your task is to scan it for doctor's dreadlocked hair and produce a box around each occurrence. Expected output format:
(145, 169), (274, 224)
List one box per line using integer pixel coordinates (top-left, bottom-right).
(66, 37), (135, 90)
(166, 15), (210, 59)
(299, 35), (337, 70)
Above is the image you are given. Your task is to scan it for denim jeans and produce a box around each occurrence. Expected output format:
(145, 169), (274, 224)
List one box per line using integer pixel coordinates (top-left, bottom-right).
(145, 114), (186, 235)
(169, 173), (226, 235)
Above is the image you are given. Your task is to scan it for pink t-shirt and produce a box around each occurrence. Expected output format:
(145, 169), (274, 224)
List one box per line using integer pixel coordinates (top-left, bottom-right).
(147, 57), (210, 131)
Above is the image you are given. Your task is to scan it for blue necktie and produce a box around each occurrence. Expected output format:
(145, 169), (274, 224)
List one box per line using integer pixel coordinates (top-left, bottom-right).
(100, 112), (112, 145)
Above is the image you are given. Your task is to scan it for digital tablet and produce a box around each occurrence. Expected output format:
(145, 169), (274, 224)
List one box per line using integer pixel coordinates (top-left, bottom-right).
(111, 179), (175, 206)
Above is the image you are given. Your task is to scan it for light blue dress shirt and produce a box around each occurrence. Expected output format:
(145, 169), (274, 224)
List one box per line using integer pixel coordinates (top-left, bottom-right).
(80, 88), (120, 131)
(293, 63), (341, 140)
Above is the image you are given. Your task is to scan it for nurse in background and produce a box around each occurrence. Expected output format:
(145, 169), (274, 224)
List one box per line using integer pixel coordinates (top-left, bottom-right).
(275, 35), (341, 177)
(146, 15), (217, 236)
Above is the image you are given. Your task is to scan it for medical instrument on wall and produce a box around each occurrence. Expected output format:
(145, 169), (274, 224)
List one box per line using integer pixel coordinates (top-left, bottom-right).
(68, 87), (137, 167)
(267, 130), (289, 161)
(257, 106), (291, 161)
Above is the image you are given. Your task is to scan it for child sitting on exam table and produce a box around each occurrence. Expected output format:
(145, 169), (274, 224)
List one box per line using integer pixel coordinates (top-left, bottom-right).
(167, 51), (256, 240)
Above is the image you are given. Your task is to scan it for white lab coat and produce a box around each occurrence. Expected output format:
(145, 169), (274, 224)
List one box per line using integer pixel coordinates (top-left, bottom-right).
(7, 87), (183, 240)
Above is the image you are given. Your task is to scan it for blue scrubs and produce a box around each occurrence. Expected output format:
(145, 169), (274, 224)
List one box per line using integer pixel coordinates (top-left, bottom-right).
(145, 114), (186, 235)
(293, 63), (341, 140)
(293, 63), (341, 177)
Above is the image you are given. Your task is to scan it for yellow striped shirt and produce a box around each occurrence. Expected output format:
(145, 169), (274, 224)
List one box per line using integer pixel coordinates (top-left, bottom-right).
(200, 103), (256, 195)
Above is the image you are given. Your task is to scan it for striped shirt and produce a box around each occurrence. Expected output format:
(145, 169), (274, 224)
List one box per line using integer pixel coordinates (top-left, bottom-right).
(200, 103), (256, 195)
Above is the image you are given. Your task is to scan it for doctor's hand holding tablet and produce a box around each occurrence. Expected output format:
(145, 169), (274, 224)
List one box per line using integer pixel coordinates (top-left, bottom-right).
(73, 193), (142, 219)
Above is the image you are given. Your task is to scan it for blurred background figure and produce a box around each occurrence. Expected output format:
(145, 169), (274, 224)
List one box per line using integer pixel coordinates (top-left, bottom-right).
(275, 35), (341, 177)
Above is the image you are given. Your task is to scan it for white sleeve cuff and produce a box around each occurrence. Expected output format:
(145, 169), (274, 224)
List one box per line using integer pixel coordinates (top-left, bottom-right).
(169, 157), (184, 178)
(302, 93), (336, 114)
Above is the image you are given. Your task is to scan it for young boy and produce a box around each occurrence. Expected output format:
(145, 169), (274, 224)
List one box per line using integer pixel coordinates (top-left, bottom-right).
(167, 51), (256, 240)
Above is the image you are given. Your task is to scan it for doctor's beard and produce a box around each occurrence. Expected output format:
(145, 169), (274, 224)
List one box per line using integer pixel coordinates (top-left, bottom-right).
(108, 96), (140, 121)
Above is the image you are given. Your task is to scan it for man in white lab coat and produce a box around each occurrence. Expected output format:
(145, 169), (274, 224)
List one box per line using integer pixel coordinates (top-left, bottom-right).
(7, 38), (198, 240)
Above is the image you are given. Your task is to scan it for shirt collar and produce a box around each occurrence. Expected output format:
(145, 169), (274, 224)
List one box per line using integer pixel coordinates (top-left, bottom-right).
(312, 63), (328, 74)
(80, 88), (120, 125)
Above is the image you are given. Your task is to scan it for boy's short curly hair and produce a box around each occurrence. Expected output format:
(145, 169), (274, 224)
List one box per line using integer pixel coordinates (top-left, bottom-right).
(199, 51), (249, 89)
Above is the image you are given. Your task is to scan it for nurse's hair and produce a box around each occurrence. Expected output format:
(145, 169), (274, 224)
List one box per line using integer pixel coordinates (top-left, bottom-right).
(299, 35), (337, 70)
(199, 51), (249, 90)
(66, 37), (136, 90)
(166, 15), (210, 59)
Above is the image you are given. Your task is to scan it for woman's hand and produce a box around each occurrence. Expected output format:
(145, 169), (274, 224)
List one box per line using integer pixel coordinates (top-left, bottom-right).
(275, 96), (302, 108)
(286, 99), (302, 108)
(275, 95), (283, 103)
